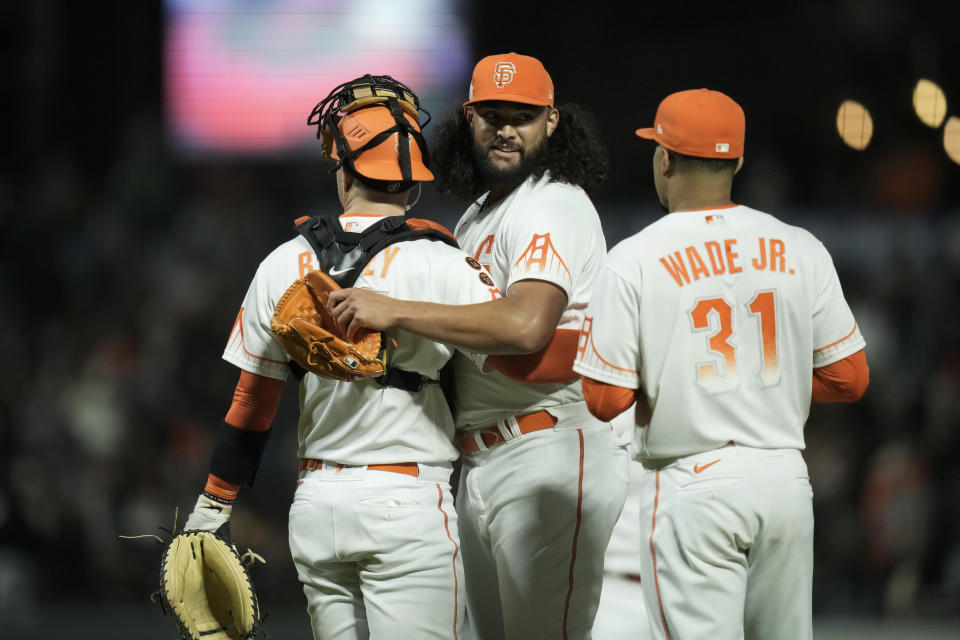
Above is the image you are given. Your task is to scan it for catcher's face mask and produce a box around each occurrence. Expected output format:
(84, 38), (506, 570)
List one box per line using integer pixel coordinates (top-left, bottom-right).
(308, 75), (434, 192)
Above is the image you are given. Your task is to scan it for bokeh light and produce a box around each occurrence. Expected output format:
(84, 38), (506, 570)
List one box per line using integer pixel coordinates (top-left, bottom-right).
(944, 116), (960, 164)
(836, 100), (873, 150)
(912, 79), (948, 128)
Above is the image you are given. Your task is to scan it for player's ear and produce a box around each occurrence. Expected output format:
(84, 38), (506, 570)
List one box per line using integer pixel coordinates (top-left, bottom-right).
(463, 105), (475, 126)
(660, 146), (675, 177)
(545, 107), (559, 137)
(735, 155), (744, 174)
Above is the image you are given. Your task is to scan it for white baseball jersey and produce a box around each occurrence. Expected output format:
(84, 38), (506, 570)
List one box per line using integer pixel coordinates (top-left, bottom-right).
(451, 172), (631, 639)
(223, 213), (491, 465)
(574, 204), (865, 459)
(453, 171), (608, 431)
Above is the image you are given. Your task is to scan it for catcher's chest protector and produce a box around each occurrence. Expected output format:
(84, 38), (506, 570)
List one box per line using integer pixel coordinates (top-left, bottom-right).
(295, 214), (458, 288)
(292, 213), (460, 394)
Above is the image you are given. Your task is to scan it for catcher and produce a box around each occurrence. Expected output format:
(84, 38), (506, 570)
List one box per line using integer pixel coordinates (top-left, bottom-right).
(176, 74), (498, 639)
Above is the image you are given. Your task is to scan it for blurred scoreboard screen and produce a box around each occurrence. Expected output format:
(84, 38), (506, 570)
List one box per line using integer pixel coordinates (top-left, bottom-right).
(164, 0), (471, 156)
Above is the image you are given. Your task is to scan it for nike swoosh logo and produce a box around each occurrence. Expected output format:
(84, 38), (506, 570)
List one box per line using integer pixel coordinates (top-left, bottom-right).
(205, 505), (223, 513)
(693, 459), (721, 474)
(329, 266), (354, 276)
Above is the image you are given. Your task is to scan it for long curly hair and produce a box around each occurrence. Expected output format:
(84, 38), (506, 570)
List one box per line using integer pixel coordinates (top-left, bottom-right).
(429, 103), (608, 203)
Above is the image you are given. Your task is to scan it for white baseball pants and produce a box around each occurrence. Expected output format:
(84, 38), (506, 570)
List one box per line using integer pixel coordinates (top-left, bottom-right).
(456, 423), (630, 640)
(637, 444), (814, 640)
(288, 462), (464, 639)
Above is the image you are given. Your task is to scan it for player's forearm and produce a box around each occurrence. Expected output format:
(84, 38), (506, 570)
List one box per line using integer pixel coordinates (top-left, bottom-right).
(203, 370), (285, 501)
(392, 295), (555, 354)
(328, 280), (566, 353)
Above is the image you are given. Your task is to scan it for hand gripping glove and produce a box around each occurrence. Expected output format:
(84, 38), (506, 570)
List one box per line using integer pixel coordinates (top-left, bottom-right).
(157, 521), (264, 640)
(184, 494), (232, 533)
(270, 270), (385, 381)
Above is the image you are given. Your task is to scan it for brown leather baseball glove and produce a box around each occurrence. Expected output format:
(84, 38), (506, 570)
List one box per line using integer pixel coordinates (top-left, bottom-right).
(270, 270), (384, 382)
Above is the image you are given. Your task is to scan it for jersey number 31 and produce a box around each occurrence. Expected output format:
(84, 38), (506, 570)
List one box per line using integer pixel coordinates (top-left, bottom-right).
(690, 290), (780, 394)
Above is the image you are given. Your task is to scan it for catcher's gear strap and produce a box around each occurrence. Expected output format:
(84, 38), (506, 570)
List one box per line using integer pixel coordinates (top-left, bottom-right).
(289, 213), (459, 393)
(307, 74), (431, 193)
(294, 213), (458, 288)
(209, 421), (272, 487)
(376, 366), (437, 392)
(333, 102), (429, 187)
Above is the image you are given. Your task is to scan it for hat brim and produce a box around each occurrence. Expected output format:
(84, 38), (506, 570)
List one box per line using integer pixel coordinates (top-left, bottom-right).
(464, 94), (553, 107)
(635, 127), (657, 139)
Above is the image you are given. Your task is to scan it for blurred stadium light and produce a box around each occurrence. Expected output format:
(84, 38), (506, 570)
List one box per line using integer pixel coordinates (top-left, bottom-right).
(836, 99), (873, 150)
(944, 116), (960, 164)
(912, 79), (948, 128)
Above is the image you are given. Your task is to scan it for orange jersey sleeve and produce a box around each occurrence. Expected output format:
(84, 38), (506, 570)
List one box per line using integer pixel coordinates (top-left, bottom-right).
(812, 349), (869, 403)
(486, 328), (580, 383)
(224, 370), (285, 431)
(581, 376), (639, 423)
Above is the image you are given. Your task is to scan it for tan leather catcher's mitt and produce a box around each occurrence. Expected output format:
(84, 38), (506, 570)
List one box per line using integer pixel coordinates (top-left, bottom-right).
(270, 270), (384, 381)
(158, 530), (261, 640)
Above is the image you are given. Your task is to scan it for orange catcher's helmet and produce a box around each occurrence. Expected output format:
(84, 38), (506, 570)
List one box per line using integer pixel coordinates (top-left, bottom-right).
(308, 75), (434, 192)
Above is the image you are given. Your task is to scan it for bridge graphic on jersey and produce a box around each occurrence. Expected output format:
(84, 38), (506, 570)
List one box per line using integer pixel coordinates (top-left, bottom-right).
(577, 316), (638, 377)
(513, 233), (572, 284)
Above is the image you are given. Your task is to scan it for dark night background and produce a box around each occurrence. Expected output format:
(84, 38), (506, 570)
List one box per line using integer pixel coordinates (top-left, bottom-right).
(1, 1), (959, 637)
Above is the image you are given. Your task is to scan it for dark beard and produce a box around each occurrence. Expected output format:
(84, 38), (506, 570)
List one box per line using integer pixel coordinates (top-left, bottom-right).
(473, 138), (546, 191)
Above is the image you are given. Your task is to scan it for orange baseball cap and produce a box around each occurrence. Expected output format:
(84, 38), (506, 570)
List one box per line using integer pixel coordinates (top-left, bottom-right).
(463, 52), (554, 107)
(635, 89), (745, 159)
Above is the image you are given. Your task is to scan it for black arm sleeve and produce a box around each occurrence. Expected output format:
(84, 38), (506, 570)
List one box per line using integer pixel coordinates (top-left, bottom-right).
(209, 421), (272, 486)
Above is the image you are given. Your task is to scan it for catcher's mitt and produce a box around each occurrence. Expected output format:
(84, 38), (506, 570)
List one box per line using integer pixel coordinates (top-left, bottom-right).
(158, 529), (262, 640)
(270, 269), (384, 381)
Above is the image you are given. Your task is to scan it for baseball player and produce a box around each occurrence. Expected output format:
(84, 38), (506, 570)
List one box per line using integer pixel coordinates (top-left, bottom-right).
(573, 88), (870, 639)
(181, 75), (500, 639)
(329, 53), (630, 640)
(592, 408), (651, 640)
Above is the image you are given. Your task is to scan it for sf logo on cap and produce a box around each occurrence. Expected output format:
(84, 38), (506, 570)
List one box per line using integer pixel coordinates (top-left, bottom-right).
(494, 62), (517, 87)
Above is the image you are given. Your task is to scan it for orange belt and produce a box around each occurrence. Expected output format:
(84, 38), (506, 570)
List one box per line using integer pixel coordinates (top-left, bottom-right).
(299, 459), (419, 477)
(456, 410), (557, 454)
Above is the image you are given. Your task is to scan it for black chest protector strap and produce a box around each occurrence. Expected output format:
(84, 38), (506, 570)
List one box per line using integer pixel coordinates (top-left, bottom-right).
(295, 214), (457, 288)
(290, 213), (459, 393)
